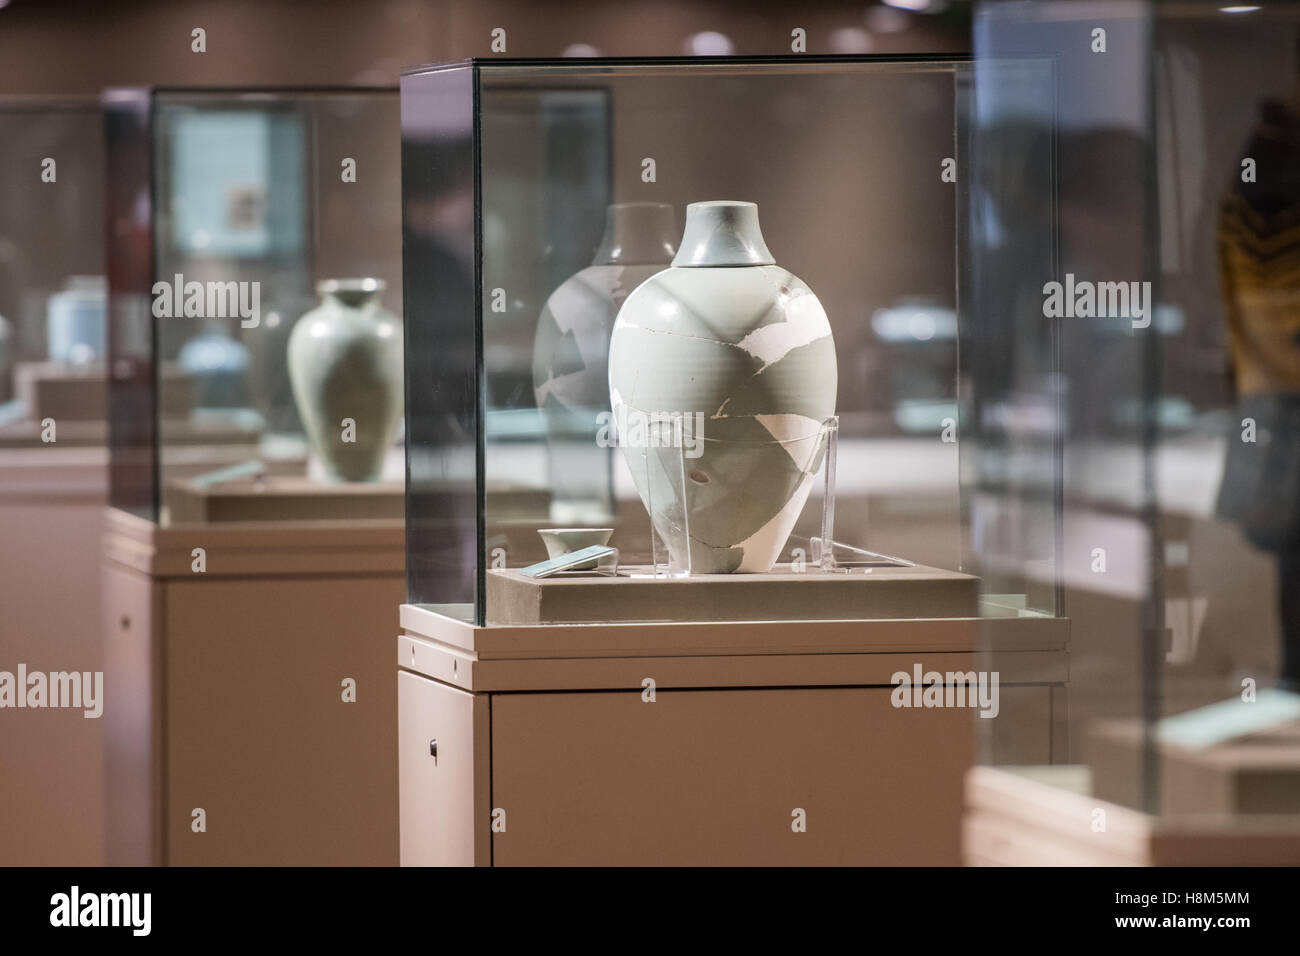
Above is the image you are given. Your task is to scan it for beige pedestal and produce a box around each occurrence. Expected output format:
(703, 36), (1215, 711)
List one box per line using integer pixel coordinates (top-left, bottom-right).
(0, 444), (108, 865)
(1087, 715), (1300, 816)
(14, 360), (195, 424)
(964, 765), (1300, 865)
(398, 604), (1069, 866)
(101, 507), (404, 865)
(485, 563), (979, 625)
(165, 476), (403, 524)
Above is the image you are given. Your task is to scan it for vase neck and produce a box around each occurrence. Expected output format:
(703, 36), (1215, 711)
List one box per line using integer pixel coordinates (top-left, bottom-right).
(671, 201), (774, 268)
(592, 203), (677, 266)
(319, 278), (385, 310)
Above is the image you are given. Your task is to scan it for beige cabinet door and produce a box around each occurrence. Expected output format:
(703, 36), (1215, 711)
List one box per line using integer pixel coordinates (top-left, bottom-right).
(164, 575), (401, 865)
(0, 474), (106, 865)
(490, 686), (973, 866)
(398, 671), (488, 866)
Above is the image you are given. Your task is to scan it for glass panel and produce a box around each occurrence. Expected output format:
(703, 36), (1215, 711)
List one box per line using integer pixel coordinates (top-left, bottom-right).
(0, 98), (106, 447)
(105, 89), (156, 518)
(107, 88), (403, 525)
(401, 65), (478, 621)
(975, 0), (1300, 821)
(959, 56), (1060, 618)
(1152, 2), (1300, 819)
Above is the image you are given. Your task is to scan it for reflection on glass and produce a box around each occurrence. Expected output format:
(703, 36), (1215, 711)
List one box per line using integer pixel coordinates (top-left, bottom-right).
(974, 1), (1300, 833)
(1215, 48), (1300, 688)
(533, 202), (676, 525)
(0, 100), (105, 445)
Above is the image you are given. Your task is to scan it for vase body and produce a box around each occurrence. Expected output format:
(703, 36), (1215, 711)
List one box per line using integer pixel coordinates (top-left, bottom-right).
(287, 278), (402, 482)
(608, 201), (838, 573)
(178, 325), (250, 409)
(532, 203), (676, 522)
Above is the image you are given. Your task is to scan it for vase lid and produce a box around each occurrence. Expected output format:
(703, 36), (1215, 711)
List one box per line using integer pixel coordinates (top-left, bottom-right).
(671, 201), (774, 268)
(592, 203), (677, 266)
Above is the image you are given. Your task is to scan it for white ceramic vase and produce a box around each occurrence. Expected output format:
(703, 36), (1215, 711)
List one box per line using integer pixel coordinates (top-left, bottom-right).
(608, 201), (838, 573)
(287, 278), (402, 482)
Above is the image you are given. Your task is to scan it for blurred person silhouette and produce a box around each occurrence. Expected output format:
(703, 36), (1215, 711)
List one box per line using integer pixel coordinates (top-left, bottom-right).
(1215, 28), (1300, 690)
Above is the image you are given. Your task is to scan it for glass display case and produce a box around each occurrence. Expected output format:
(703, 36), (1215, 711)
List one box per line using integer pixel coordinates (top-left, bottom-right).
(971, 0), (1300, 829)
(104, 87), (402, 525)
(400, 55), (1064, 628)
(0, 97), (106, 445)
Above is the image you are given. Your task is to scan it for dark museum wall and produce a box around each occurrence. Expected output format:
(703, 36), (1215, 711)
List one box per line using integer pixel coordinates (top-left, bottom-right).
(0, 0), (969, 94)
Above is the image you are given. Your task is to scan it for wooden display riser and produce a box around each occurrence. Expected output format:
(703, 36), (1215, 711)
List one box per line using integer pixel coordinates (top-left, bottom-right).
(101, 507), (404, 866)
(14, 360), (195, 425)
(486, 562), (979, 625)
(165, 476), (403, 524)
(397, 603), (1070, 866)
(964, 765), (1300, 866)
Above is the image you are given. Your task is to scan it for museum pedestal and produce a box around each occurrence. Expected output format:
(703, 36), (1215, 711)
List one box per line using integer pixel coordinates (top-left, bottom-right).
(963, 765), (1300, 866)
(397, 603), (1069, 866)
(0, 444), (108, 865)
(101, 507), (404, 865)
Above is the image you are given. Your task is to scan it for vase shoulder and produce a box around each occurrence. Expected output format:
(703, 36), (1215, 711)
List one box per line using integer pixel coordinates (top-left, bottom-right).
(616, 264), (830, 344)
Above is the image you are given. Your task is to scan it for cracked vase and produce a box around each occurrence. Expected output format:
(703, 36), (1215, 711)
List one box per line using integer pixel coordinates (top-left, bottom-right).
(608, 200), (838, 573)
(287, 278), (403, 482)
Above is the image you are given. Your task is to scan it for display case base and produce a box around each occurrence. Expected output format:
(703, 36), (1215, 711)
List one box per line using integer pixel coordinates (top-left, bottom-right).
(485, 562), (979, 625)
(0, 444), (107, 865)
(398, 603), (1069, 866)
(101, 507), (403, 865)
(165, 475), (403, 524)
(14, 360), (195, 424)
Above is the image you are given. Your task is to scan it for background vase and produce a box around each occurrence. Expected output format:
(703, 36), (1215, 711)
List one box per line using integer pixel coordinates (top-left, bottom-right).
(532, 202), (676, 523)
(287, 278), (402, 482)
(46, 275), (106, 366)
(178, 324), (251, 409)
(608, 200), (838, 573)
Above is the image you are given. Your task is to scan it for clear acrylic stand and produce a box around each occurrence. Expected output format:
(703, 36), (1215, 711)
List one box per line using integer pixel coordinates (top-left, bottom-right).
(809, 415), (915, 572)
(593, 547), (621, 576)
(816, 416), (839, 571)
(635, 412), (912, 578)
(645, 419), (693, 578)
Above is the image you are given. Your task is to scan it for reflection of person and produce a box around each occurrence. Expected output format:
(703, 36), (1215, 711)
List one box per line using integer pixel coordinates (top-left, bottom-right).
(1215, 31), (1300, 687)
